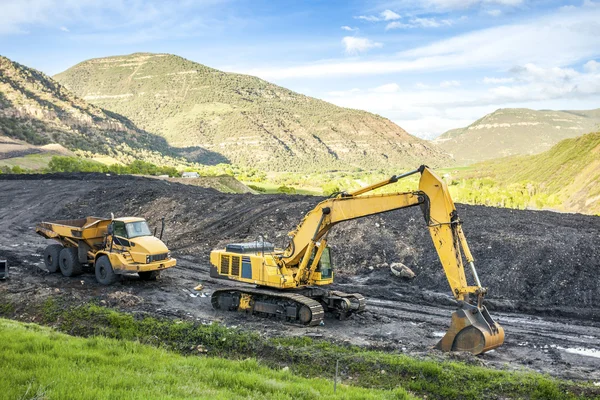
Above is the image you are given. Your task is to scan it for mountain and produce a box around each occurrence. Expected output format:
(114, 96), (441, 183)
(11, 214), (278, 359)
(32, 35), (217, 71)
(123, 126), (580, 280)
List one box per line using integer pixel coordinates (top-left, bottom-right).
(435, 108), (600, 164)
(0, 55), (186, 166)
(473, 131), (600, 214)
(54, 53), (449, 172)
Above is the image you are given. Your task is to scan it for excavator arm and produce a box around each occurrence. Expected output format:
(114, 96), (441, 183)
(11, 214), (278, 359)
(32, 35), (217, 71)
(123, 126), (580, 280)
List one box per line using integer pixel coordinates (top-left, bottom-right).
(280, 165), (504, 354)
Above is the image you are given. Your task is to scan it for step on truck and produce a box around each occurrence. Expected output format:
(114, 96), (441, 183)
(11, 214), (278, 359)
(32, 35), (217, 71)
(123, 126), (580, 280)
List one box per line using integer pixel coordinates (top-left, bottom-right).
(36, 216), (176, 285)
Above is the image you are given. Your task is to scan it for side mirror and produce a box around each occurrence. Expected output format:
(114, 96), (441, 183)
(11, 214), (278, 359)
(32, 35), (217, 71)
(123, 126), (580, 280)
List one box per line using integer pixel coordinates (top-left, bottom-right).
(107, 224), (114, 235)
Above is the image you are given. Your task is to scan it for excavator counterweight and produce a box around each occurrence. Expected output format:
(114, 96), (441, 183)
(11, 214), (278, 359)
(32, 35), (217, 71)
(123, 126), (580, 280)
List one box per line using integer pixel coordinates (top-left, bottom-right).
(208, 166), (505, 355)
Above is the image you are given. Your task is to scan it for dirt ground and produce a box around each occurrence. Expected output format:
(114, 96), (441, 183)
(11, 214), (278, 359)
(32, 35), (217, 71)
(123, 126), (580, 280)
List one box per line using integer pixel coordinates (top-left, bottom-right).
(0, 174), (599, 382)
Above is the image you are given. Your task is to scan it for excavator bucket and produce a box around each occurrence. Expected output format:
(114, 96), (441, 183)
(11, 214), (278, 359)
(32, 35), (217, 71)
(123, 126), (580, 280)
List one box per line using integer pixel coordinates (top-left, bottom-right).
(435, 303), (505, 355)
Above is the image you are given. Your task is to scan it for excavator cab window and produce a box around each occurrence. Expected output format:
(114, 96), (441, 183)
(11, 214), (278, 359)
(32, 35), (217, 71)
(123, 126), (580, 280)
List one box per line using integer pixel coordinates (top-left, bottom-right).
(317, 247), (333, 279)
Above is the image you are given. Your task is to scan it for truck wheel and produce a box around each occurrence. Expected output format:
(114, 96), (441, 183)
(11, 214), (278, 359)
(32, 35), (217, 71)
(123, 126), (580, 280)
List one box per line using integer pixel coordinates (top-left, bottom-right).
(95, 256), (117, 285)
(139, 271), (160, 281)
(44, 244), (63, 273)
(59, 248), (83, 277)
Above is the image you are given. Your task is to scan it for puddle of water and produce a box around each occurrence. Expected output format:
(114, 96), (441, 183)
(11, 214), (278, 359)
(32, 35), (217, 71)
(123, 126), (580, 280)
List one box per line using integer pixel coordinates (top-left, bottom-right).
(562, 347), (600, 359)
(552, 344), (600, 359)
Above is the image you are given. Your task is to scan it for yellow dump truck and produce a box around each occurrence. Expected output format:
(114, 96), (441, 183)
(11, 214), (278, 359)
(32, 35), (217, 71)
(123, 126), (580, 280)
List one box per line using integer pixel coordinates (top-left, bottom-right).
(36, 216), (176, 285)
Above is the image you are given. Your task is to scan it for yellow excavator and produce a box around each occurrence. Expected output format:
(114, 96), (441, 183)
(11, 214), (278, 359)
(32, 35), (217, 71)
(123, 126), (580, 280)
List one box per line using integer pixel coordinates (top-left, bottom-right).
(209, 166), (504, 355)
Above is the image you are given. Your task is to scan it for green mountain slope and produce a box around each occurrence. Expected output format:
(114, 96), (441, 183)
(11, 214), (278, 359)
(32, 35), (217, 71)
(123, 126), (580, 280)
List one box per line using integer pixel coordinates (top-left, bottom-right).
(54, 53), (449, 172)
(435, 108), (600, 164)
(472, 131), (600, 214)
(0, 55), (189, 166)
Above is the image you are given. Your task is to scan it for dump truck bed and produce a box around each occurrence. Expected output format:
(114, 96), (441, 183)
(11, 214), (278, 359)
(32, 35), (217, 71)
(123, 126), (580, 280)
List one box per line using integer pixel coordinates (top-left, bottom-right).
(36, 217), (111, 241)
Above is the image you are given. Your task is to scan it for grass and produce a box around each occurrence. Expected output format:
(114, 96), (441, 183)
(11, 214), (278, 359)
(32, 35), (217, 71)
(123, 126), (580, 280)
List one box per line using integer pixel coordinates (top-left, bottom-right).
(1, 297), (596, 400)
(0, 153), (55, 169)
(0, 318), (411, 400)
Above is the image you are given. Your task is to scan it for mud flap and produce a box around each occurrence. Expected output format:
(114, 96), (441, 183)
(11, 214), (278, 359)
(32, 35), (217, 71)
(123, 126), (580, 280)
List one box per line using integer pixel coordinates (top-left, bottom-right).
(0, 259), (7, 279)
(435, 303), (505, 355)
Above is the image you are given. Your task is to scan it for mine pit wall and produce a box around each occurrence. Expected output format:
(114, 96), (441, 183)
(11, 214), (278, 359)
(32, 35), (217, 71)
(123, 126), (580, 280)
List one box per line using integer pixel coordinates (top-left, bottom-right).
(0, 174), (599, 318)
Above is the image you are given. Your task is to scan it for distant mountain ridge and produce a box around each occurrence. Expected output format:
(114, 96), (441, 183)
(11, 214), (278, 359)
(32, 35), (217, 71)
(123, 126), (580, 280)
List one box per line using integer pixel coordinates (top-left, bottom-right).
(54, 53), (450, 172)
(435, 108), (600, 164)
(0, 55), (183, 166)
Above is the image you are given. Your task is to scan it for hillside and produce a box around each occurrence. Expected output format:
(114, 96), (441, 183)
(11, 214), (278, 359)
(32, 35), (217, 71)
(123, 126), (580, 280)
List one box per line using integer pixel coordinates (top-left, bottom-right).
(435, 108), (600, 164)
(470, 131), (600, 214)
(0, 55), (188, 166)
(54, 53), (449, 172)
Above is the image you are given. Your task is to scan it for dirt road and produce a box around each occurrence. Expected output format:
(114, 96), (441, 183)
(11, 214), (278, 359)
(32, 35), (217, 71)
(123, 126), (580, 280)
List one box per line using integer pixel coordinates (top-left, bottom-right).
(0, 174), (598, 381)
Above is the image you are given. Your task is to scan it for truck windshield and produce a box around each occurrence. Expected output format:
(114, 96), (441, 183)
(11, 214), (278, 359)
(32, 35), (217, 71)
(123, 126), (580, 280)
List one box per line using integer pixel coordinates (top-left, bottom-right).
(125, 221), (152, 238)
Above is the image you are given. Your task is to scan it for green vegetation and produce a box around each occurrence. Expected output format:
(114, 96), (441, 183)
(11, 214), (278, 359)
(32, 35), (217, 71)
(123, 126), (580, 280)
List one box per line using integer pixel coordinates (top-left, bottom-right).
(0, 298), (596, 400)
(0, 156), (179, 177)
(47, 156), (179, 176)
(0, 152), (57, 170)
(54, 53), (449, 172)
(435, 108), (600, 164)
(0, 318), (408, 400)
(459, 131), (600, 214)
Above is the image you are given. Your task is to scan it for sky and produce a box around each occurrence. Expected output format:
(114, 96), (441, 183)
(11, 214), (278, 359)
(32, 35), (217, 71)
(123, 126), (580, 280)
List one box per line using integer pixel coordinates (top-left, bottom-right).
(1, 0), (599, 139)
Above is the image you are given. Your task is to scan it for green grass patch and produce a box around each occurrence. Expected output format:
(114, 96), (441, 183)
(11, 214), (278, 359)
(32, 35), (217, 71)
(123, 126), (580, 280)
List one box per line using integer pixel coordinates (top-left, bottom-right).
(0, 318), (409, 399)
(2, 298), (594, 400)
(0, 152), (55, 170)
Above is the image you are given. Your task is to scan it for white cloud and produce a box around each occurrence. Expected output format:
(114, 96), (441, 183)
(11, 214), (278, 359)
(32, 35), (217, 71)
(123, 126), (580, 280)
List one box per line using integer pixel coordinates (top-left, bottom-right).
(486, 9), (502, 16)
(321, 62), (600, 138)
(356, 15), (381, 22)
(0, 0), (226, 38)
(584, 60), (600, 73)
(386, 17), (454, 30)
(483, 76), (515, 84)
(341, 26), (357, 32)
(60, 26), (70, 32)
(381, 10), (401, 20)
(385, 22), (410, 30)
(440, 80), (460, 87)
(327, 88), (362, 97)
(370, 83), (401, 93)
(355, 9), (400, 22)
(246, 6), (600, 80)
(342, 36), (383, 55)
(415, 17), (453, 27)
(417, 0), (523, 11)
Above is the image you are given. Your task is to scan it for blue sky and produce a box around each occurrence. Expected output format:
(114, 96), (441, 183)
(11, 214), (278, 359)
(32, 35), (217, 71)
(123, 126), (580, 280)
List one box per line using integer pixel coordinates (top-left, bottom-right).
(1, 0), (599, 138)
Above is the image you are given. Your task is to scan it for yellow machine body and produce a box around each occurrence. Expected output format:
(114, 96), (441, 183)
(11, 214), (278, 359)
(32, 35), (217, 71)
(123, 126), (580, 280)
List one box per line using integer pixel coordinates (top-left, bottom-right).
(210, 166), (505, 354)
(36, 216), (176, 275)
(210, 246), (334, 289)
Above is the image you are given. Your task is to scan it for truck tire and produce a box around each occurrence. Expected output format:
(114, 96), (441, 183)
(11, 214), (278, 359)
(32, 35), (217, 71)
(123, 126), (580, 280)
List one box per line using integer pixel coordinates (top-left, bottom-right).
(59, 248), (83, 277)
(139, 271), (160, 281)
(95, 256), (117, 285)
(43, 244), (63, 273)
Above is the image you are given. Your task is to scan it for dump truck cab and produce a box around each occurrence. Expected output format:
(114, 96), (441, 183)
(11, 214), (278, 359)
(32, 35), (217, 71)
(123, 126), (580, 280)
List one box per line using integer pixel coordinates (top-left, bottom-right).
(36, 216), (176, 285)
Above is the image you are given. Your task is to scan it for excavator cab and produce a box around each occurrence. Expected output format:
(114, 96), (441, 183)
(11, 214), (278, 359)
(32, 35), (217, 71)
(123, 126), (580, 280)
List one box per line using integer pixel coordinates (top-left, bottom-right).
(312, 246), (333, 282)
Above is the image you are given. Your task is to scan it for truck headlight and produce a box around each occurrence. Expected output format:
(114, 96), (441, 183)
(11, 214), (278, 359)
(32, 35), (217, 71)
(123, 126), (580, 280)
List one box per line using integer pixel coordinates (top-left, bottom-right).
(167, 251), (171, 259)
(146, 255), (151, 264)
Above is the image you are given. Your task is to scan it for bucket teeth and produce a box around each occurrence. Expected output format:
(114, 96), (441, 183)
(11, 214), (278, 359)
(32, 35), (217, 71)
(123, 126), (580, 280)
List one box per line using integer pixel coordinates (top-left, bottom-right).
(435, 303), (505, 355)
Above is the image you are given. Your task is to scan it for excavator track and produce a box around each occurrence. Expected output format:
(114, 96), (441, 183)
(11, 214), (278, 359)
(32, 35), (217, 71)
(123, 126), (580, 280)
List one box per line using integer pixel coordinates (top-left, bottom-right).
(329, 291), (367, 315)
(211, 287), (325, 326)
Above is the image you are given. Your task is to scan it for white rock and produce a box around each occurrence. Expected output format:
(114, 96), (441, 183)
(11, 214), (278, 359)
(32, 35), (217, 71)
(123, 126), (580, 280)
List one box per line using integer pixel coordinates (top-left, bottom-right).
(390, 262), (416, 279)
